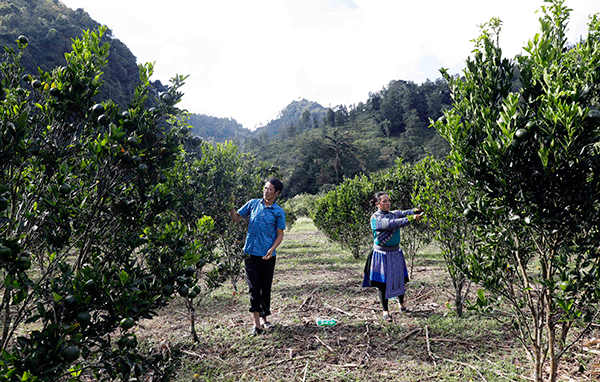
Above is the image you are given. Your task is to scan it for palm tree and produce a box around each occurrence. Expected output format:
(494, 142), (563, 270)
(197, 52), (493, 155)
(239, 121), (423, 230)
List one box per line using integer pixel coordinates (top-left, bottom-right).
(324, 128), (353, 183)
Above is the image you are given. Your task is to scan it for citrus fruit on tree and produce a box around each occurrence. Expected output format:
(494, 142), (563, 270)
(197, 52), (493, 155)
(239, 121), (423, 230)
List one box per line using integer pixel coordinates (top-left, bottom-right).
(97, 114), (110, 126)
(178, 285), (189, 297)
(76, 311), (91, 325)
(0, 246), (12, 259)
(59, 183), (71, 195)
(62, 346), (80, 362)
(120, 317), (135, 330)
(137, 163), (148, 175)
(91, 103), (104, 115)
(192, 136), (202, 147)
(560, 280), (573, 292)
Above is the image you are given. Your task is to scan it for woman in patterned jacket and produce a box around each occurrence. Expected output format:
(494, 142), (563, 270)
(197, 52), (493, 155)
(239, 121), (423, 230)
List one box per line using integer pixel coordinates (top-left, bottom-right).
(363, 191), (422, 321)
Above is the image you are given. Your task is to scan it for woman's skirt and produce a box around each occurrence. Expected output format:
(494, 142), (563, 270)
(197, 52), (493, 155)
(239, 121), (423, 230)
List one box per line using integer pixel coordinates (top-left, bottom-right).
(362, 248), (408, 299)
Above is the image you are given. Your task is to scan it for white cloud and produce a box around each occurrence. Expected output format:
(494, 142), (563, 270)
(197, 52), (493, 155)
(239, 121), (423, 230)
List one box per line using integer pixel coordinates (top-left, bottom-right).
(60, 0), (600, 129)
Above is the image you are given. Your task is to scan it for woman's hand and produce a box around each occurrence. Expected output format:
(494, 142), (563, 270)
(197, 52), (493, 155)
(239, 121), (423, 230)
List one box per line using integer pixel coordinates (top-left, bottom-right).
(414, 207), (423, 215)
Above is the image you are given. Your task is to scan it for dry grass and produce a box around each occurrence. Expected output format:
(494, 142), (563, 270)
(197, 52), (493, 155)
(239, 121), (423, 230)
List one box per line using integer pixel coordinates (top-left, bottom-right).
(131, 218), (600, 382)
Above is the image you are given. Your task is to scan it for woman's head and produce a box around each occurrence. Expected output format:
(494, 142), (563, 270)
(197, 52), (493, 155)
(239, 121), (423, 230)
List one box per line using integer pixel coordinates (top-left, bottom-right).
(374, 192), (391, 212)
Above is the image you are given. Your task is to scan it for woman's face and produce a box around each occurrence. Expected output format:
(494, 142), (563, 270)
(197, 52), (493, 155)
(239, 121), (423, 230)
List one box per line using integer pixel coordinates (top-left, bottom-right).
(376, 194), (391, 212)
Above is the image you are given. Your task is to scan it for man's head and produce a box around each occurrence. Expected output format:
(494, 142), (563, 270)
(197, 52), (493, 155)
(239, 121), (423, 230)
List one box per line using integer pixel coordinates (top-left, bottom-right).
(263, 178), (283, 203)
(266, 178), (283, 194)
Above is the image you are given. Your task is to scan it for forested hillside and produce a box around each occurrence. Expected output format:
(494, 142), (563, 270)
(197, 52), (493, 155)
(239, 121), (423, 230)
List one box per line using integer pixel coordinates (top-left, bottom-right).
(186, 98), (328, 144)
(186, 114), (251, 144)
(0, 0), (164, 107)
(240, 79), (453, 197)
(250, 98), (328, 140)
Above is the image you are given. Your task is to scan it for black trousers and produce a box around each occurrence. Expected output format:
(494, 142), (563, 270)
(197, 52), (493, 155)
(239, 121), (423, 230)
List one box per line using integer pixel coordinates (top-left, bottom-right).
(371, 280), (404, 311)
(245, 255), (276, 317)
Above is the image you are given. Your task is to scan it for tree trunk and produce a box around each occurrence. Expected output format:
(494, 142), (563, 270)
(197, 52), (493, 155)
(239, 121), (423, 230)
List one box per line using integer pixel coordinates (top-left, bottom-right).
(533, 341), (544, 382)
(188, 299), (199, 343)
(0, 288), (11, 350)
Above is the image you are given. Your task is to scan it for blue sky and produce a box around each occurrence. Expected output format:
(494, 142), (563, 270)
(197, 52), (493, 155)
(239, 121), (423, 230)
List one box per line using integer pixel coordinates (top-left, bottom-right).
(60, 0), (600, 129)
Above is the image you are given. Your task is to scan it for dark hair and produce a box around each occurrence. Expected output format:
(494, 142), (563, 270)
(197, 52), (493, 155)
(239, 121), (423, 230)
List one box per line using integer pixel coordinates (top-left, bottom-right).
(266, 177), (283, 193)
(374, 191), (388, 204)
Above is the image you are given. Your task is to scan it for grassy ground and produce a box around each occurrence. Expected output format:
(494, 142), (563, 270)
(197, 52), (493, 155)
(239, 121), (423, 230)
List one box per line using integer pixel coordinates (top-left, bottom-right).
(135, 217), (600, 381)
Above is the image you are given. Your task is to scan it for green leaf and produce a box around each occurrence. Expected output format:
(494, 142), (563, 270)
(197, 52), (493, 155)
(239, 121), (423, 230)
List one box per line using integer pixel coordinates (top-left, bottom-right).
(119, 270), (129, 285)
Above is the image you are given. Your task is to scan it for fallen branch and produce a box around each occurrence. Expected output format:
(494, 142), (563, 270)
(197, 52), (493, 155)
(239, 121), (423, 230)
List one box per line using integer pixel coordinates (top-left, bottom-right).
(181, 349), (203, 358)
(182, 349), (225, 364)
(583, 346), (600, 356)
(438, 357), (489, 382)
(242, 355), (320, 371)
(429, 337), (513, 351)
(345, 302), (385, 310)
(298, 288), (319, 310)
(315, 334), (334, 352)
(478, 356), (530, 382)
(325, 303), (355, 317)
(409, 289), (434, 303)
(326, 363), (360, 368)
(302, 361), (309, 382)
(425, 325), (436, 367)
(388, 327), (422, 346)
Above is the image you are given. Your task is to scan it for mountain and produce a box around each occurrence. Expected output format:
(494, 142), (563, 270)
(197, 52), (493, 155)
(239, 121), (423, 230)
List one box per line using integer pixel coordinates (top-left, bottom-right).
(251, 99), (327, 139)
(186, 114), (252, 143)
(186, 98), (328, 143)
(0, 0), (143, 108)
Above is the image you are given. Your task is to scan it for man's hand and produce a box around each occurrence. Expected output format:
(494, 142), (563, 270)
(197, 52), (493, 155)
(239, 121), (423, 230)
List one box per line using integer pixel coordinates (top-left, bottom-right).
(230, 208), (241, 223)
(263, 249), (274, 260)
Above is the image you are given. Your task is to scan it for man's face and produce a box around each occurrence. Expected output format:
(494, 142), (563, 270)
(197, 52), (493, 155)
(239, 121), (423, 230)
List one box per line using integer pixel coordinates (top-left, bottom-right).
(263, 182), (279, 201)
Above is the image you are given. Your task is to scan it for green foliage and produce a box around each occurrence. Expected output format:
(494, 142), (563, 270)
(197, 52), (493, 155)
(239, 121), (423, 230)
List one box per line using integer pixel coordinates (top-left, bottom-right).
(244, 80), (452, 198)
(0, 28), (214, 381)
(413, 157), (473, 316)
(312, 160), (422, 259)
(172, 140), (277, 292)
(312, 174), (374, 259)
(281, 193), (319, 218)
(433, 2), (600, 381)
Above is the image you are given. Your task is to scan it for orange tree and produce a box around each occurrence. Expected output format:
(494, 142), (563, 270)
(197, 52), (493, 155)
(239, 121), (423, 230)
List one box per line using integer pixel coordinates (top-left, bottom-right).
(433, 2), (600, 381)
(312, 160), (428, 260)
(0, 28), (214, 381)
(169, 139), (276, 341)
(413, 156), (474, 317)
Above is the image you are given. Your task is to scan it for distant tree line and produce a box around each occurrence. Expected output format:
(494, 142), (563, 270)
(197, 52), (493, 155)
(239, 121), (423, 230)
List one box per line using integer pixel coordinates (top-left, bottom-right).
(240, 79), (453, 197)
